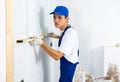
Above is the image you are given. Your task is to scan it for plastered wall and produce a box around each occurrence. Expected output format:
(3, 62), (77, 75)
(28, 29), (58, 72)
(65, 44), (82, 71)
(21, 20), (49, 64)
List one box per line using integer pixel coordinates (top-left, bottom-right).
(14, 0), (59, 82)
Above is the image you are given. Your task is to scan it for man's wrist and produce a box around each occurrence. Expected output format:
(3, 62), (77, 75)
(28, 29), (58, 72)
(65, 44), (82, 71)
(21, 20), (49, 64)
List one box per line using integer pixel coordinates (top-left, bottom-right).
(40, 40), (44, 46)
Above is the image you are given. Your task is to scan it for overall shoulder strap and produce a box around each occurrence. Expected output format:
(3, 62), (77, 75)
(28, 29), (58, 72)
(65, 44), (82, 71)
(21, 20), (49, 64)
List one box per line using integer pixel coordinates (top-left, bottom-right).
(58, 25), (80, 57)
(58, 25), (71, 47)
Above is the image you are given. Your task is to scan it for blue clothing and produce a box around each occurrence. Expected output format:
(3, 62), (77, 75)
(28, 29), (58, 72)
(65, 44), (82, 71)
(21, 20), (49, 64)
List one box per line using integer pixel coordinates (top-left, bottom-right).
(58, 25), (78, 82)
(59, 56), (78, 82)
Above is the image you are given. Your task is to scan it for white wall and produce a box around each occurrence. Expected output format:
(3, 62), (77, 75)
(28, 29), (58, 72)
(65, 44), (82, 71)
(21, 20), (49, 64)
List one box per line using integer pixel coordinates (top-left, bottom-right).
(53, 0), (120, 77)
(14, 0), (59, 82)
(0, 0), (6, 82)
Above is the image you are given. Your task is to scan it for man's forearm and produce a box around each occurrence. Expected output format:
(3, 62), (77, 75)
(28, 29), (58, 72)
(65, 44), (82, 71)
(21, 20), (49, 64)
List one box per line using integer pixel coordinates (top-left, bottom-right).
(40, 42), (63, 60)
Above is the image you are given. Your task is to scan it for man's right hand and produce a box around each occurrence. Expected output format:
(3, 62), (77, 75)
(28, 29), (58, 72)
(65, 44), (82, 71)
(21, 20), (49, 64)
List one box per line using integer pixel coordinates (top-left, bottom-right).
(29, 37), (43, 46)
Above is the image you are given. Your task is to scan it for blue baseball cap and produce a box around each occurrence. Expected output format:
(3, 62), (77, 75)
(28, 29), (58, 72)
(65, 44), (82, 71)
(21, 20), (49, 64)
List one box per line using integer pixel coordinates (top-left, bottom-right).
(50, 6), (69, 17)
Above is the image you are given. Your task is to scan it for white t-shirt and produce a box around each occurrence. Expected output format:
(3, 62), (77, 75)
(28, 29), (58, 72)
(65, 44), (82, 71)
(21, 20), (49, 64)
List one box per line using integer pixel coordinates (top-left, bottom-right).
(58, 27), (79, 64)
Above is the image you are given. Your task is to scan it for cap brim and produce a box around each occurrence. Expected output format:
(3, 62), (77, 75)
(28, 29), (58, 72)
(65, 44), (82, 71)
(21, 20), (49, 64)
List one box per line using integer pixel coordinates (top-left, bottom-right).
(50, 12), (63, 16)
(50, 12), (54, 15)
(50, 12), (67, 16)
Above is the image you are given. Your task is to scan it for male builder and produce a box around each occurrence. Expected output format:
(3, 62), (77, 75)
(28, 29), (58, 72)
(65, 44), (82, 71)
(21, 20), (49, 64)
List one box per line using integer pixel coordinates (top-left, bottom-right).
(29, 6), (79, 82)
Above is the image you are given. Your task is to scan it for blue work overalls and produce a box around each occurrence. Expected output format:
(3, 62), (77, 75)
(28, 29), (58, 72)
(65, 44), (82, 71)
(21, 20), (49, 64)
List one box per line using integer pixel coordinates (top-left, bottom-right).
(58, 25), (79, 82)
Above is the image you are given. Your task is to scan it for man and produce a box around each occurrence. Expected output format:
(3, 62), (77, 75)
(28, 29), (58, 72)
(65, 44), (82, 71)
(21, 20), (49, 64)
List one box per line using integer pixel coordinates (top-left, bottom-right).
(29, 6), (79, 82)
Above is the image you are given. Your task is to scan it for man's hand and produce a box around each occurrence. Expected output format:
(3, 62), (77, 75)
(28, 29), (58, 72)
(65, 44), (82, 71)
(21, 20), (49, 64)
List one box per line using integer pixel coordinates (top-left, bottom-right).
(29, 37), (43, 46)
(47, 32), (56, 38)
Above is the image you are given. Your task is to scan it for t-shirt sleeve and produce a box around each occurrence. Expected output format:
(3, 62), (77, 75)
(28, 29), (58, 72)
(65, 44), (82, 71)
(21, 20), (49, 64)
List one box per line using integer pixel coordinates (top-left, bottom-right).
(58, 31), (75, 56)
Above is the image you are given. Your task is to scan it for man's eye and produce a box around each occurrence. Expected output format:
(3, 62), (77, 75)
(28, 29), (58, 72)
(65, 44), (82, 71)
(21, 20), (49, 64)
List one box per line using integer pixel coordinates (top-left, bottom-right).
(58, 16), (62, 19)
(53, 16), (56, 19)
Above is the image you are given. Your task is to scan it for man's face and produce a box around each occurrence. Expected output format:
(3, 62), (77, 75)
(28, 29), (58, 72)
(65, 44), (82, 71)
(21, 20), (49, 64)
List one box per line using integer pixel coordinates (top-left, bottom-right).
(53, 13), (69, 30)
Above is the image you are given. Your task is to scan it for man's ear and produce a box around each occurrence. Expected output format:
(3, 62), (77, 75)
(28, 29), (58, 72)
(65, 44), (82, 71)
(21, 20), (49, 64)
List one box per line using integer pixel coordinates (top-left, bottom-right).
(66, 17), (69, 23)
